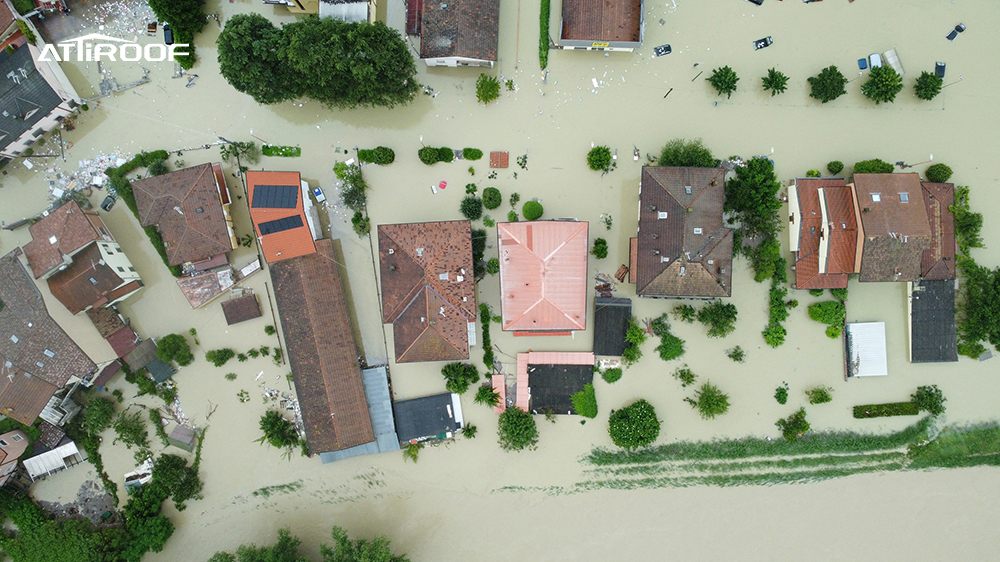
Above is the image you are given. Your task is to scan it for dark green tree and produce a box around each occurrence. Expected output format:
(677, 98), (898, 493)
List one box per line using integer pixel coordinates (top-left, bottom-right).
(761, 67), (789, 96)
(657, 138), (719, 168)
(217, 14), (301, 105)
(321, 526), (410, 562)
(911, 385), (947, 416)
(861, 65), (904, 104)
(808, 65), (848, 103)
(684, 381), (730, 419)
(441, 362), (479, 394)
(707, 65), (739, 98)
(608, 399), (660, 449)
(925, 163), (953, 183)
(723, 156), (782, 239)
(497, 407), (538, 451)
(914, 71), (943, 101)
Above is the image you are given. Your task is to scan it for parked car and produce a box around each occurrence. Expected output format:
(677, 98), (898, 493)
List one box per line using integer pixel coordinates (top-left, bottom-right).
(869, 53), (882, 68)
(935, 62), (946, 79)
(100, 194), (116, 212)
(946, 23), (965, 41)
(163, 23), (174, 45)
(753, 36), (773, 50)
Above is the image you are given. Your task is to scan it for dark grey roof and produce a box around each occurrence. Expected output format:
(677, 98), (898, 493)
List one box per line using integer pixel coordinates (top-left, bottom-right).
(528, 363), (593, 414)
(393, 392), (461, 442)
(594, 297), (631, 356)
(0, 44), (64, 155)
(251, 184), (298, 209)
(911, 279), (958, 363)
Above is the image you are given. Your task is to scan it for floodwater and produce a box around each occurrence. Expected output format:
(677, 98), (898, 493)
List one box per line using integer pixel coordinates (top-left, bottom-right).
(7, 0), (1000, 560)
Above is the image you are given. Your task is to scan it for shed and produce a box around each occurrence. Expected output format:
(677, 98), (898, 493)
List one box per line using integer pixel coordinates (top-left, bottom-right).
(22, 442), (84, 481)
(393, 392), (463, 442)
(221, 293), (263, 325)
(846, 322), (888, 377)
(168, 425), (198, 452)
(593, 297), (631, 356)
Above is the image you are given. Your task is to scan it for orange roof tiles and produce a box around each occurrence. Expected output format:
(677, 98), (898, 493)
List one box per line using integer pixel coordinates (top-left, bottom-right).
(247, 171), (316, 264)
(498, 221), (589, 333)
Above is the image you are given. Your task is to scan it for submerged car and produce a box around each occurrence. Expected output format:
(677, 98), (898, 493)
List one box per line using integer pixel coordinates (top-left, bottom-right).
(753, 36), (773, 50)
(946, 23), (966, 41)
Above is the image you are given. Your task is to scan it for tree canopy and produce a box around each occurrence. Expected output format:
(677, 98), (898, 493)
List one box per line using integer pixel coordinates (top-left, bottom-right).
(861, 65), (904, 104)
(808, 66), (848, 103)
(723, 157), (782, 239)
(657, 138), (720, 168)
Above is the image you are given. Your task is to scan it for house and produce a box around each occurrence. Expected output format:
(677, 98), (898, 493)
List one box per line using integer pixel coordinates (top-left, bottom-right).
(378, 221), (476, 363)
(497, 221), (589, 335)
(0, 8), (80, 160)
(517, 351), (595, 414)
(247, 171), (317, 264)
(788, 178), (862, 289)
(0, 429), (29, 486)
(852, 174), (933, 283)
(417, 0), (499, 67)
(910, 279), (958, 363)
(557, 0), (645, 52)
(845, 322), (888, 378)
(0, 249), (96, 425)
(632, 167), (733, 298)
(593, 297), (631, 356)
(318, 0), (373, 23)
(392, 392), (463, 442)
(131, 163), (237, 268)
(270, 239), (396, 462)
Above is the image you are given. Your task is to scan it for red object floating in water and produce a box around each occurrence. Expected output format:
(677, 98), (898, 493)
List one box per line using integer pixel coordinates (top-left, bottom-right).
(439, 181), (447, 190)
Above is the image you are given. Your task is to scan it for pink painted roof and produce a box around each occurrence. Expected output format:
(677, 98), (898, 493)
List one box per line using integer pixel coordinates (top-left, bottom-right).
(492, 374), (505, 414)
(498, 221), (589, 332)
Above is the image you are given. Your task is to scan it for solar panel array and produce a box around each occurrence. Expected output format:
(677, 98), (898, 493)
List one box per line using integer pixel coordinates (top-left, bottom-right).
(251, 184), (298, 208)
(258, 215), (304, 235)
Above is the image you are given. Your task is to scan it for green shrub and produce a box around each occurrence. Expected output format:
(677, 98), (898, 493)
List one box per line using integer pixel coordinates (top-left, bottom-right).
(925, 163), (953, 183)
(205, 348), (236, 367)
(591, 238), (608, 259)
(806, 169), (821, 178)
(602, 368), (622, 384)
(418, 146), (440, 165)
(486, 258), (500, 275)
(463, 148), (483, 160)
(608, 399), (660, 449)
(853, 158), (894, 174)
(853, 402), (920, 418)
(685, 381), (730, 419)
(776, 407), (810, 440)
(587, 146), (613, 172)
(827, 161), (844, 175)
(911, 385), (946, 416)
(697, 301), (737, 338)
(539, 0), (550, 69)
(774, 382), (789, 405)
(441, 362), (479, 394)
(806, 386), (834, 405)
(357, 146), (395, 165)
(672, 365), (696, 388)
(571, 384), (598, 418)
(482, 187), (502, 209)
(460, 195), (483, 220)
(497, 407), (538, 451)
(522, 201), (543, 220)
(476, 73), (501, 104)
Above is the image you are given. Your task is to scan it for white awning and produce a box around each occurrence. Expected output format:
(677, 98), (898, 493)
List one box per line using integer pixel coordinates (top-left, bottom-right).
(23, 442), (81, 480)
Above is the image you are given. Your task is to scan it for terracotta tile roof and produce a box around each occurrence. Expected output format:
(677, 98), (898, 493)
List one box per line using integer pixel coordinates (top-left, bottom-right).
(46, 243), (130, 314)
(221, 294), (263, 325)
(0, 249), (96, 390)
(420, 0), (499, 62)
(635, 167), (732, 298)
(86, 307), (124, 338)
(247, 171), (316, 264)
(105, 325), (140, 358)
(270, 239), (374, 455)
(498, 221), (589, 332)
(853, 174), (931, 282)
(23, 201), (110, 278)
(561, 0), (642, 43)
(920, 182), (956, 281)
(378, 221), (476, 363)
(791, 178), (859, 289)
(132, 163), (235, 266)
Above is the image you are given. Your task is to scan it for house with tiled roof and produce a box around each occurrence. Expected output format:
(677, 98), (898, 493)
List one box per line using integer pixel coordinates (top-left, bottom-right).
(498, 221), (589, 335)
(132, 163), (237, 267)
(247, 171), (317, 264)
(378, 221), (476, 363)
(788, 178), (862, 289)
(271, 239), (394, 462)
(558, 0), (645, 52)
(631, 167), (733, 298)
(0, 249), (96, 425)
(418, 0), (499, 67)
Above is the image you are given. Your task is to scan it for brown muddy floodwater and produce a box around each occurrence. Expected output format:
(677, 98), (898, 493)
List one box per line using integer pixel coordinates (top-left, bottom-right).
(5, 0), (1000, 560)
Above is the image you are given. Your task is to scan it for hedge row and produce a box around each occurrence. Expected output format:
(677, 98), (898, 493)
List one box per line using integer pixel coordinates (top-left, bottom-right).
(853, 402), (920, 419)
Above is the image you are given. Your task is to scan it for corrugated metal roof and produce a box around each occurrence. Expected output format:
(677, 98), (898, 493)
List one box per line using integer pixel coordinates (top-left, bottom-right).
(846, 322), (887, 377)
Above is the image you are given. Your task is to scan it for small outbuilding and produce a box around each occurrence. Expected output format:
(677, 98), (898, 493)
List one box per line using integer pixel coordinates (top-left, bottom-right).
(593, 297), (631, 356)
(393, 392), (463, 442)
(845, 322), (888, 378)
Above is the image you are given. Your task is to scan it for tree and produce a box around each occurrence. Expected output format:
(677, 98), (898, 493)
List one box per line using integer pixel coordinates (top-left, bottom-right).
(217, 14), (301, 105)
(321, 526), (409, 562)
(852, 158), (894, 174)
(482, 187), (502, 209)
(522, 201), (544, 220)
(808, 65), (848, 103)
(827, 161), (844, 175)
(474, 384), (500, 407)
(208, 528), (308, 562)
(608, 399), (660, 449)
(591, 238), (608, 259)
(724, 156), (782, 238)
(460, 195), (483, 221)
(685, 381), (730, 419)
(476, 73), (501, 104)
(82, 397), (115, 435)
(761, 67), (788, 96)
(861, 65), (904, 104)
(258, 410), (300, 449)
(497, 407), (538, 451)
(587, 146), (614, 173)
(925, 163), (953, 183)
(776, 408), (810, 441)
(707, 65), (739, 98)
(570, 383), (598, 418)
(914, 71), (943, 101)
(696, 301), (737, 338)
(657, 138), (719, 168)
(156, 334), (193, 366)
(441, 362), (479, 394)
(911, 385), (947, 416)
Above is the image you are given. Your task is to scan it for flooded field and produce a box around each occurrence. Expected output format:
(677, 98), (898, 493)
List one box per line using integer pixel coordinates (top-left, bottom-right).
(6, 0), (1000, 560)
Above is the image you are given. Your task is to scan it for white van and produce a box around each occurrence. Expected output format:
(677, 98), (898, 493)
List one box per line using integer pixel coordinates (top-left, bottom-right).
(869, 53), (883, 68)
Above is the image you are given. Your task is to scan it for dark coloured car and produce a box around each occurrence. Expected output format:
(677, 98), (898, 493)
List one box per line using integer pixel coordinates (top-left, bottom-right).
(163, 23), (174, 45)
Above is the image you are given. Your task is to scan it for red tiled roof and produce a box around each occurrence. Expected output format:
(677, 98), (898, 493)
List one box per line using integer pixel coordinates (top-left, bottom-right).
(221, 294), (263, 325)
(23, 200), (109, 278)
(247, 171), (316, 264)
(46, 243), (129, 315)
(420, 0), (499, 62)
(636, 167), (733, 298)
(270, 239), (374, 455)
(132, 163), (236, 266)
(791, 178), (858, 289)
(498, 221), (589, 332)
(561, 0), (642, 43)
(920, 182), (956, 281)
(853, 174), (931, 282)
(378, 221), (476, 363)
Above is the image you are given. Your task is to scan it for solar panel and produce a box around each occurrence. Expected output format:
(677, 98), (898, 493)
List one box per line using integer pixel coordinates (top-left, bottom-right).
(258, 215), (304, 235)
(251, 184), (298, 208)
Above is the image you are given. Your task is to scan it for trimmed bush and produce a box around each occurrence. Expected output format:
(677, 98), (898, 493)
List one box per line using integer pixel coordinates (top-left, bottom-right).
(853, 402), (920, 419)
(460, 195), (483, 220)
(463, 148), (483, 160)
(591, 238), (608, 259)
(522, 201), (543, 220)
(418, 146), (440, 165)
(925, 163), (953, 184)
(608, 399), (660, 449)
(358, 146), (395, 165)
(827, 161), (844, 175)
(482, 187), (502, 209)
(571, 384), (598, 418)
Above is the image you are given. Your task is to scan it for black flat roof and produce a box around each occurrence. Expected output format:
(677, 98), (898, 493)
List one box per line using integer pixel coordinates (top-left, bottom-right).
(529, 363), (593, 414)
(258, 215), (304, 235)
(911, 279), (958, 363)
(251, 184), (298, 208)
(0, 44), (64, 155)
(393, 393), (460, 442)
(593, 297), (631, 356)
